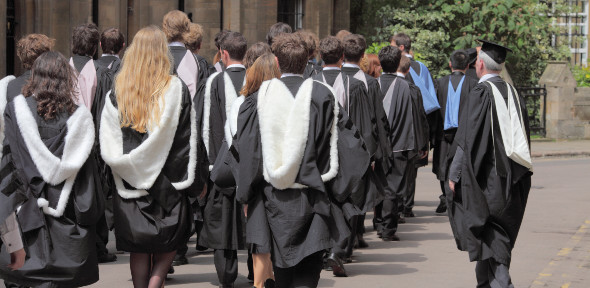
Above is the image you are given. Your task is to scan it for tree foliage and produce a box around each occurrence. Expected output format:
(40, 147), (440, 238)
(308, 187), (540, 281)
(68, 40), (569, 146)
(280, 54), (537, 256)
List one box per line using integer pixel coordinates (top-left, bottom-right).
(354, 0), (573, 85)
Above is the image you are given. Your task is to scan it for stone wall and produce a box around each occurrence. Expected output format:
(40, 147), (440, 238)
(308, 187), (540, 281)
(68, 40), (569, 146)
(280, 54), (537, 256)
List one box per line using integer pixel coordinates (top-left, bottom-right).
(539, 61), (590, 139)
(1, 0), (349, 76)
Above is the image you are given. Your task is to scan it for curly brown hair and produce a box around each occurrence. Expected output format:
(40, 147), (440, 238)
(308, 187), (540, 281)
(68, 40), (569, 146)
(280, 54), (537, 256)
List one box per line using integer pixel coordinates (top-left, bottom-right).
(72, 23), (100, 56)
(162, 10), (191, 43)
(271, 33), (307, 74)
(16, 34), (54, 70)
(23, 51), (79, 121)
(243, 42), (271, 69)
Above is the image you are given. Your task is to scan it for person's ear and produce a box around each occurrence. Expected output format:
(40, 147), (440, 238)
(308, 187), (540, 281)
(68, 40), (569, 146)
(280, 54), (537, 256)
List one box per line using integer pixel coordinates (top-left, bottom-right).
(449, 61), (452, 70)
(275, 56), (279, 69)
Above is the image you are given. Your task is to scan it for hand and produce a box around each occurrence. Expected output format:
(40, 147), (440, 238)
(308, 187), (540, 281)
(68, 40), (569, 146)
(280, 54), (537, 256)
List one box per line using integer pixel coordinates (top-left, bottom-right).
(8, 248), (25, 271)
(449, 180), (456, 196)
(419, 150), (428, 159)
(371, 162), (375, 171)
(199, 184), (208, 200)
(243, 204), (248, 218)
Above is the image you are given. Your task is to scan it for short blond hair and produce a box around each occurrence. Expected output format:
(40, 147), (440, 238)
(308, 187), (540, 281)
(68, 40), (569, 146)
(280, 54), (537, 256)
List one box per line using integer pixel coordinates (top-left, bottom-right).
(162, 10), (190, 43)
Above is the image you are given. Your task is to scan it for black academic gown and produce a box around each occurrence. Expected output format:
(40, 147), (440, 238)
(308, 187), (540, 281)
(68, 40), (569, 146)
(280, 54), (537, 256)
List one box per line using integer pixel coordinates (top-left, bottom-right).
(466, 66), (479, 81)
(448, 75), (532, 265)
(95, 55), (121, 73)
(235, 76), (369, 268)
(0, 96), (103, 287)
(303, 61), (322, 79)
(103, 79), (196, 253)
(433, 72), (477, 181)
(6, 70), (31, 102)
(196, 67), (246, 251)
(405, 58), (438, 167)
(195, 54), (213, 85)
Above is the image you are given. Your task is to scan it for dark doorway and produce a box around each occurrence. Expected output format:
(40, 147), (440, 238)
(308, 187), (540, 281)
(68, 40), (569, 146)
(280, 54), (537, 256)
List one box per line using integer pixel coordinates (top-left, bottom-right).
(277, 0), (303, 30)
(6, 0), (16, 75)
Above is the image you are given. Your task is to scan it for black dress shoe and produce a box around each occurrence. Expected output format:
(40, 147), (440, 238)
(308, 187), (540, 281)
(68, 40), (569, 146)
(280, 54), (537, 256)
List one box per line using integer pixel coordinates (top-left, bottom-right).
(168, 265), (175, 275)
(436, 199), (447, 214)
(356, 234), (369, 248)
(404, 211), (415, 217)
(98, 252), (117, 263)
(172, 254), (189, 266)
(398, 214), (406, 224)
(325, 253), (348, 277)
(382, 234), (400, 241)
(264, 278), (276, 288)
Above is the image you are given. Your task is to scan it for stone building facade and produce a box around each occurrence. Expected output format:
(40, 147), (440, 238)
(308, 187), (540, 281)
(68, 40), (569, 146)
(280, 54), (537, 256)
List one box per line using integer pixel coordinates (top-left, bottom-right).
(1, 0), (350, 77)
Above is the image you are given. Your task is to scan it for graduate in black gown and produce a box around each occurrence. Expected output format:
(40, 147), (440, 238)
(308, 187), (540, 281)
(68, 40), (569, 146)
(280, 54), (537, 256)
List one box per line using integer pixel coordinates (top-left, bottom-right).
(196, 31), (248, 288)
(99, 27), (197, 288)
(186, 23), (214, 87)
(432, 50), (477, 214)
(296, 30), (322, 79)
(465, 47), (480, 81)
(391, 33), (440, 218)
(0, 51), (103, 288)
(236, 32), (368, 288)
(69, 23), (103, 110)
(376, 46), (423, 241)
(448, 40), (532, 288)
(313, 36), (373, 276)
(341, 33), (392, 248)
(95, 28), (125, 73)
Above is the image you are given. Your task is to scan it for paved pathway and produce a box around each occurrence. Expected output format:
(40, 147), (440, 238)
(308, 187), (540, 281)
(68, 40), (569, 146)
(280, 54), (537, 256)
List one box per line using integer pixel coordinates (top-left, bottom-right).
(75, 157), (590, 288)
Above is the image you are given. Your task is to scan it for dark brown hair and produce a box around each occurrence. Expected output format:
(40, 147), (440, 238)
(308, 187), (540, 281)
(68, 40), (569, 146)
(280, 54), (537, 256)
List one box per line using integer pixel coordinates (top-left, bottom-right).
(72, 23), (100, 56)
(379, 45), (402, 73)
(17, 34), (54, 70)
(220, 32), (248, 61)
(271, 33), (308, 74)
(23, 51), (78, 120)
(244, 42), (272, 69)
(162, 10), (191, 43)
(397, 54), (410, 73)
(240, 53), (280, 96)
(319, 36), (343, 65)
(390, 33), (411, 51)
(295, 30), (319, 60)
(343, 34), (366, 63)
(101, 28), (125, 54)
(266, 22), (292, 46)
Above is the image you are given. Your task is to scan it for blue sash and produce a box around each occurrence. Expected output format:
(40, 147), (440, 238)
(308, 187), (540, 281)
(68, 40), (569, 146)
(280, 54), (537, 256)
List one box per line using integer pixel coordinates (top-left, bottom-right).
(409, 61), (440, 114)
(444, 75), (465, 130)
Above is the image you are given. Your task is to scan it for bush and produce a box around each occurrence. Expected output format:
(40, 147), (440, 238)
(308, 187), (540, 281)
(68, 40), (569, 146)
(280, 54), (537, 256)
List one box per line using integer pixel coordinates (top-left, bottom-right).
(572, 65), (590, 87)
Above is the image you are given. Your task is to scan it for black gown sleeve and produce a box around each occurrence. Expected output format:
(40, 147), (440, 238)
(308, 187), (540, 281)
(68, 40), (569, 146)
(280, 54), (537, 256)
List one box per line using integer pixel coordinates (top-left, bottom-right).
(235, 94), (263, 204)
(347, 79), (377, 158)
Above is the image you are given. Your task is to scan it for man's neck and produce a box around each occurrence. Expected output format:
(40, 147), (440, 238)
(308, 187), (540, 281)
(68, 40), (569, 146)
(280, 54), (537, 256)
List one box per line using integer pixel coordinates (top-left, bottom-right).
(451, 69), (466, 74)
(324, 64), (341, 68)
(225, 59), (242, 67)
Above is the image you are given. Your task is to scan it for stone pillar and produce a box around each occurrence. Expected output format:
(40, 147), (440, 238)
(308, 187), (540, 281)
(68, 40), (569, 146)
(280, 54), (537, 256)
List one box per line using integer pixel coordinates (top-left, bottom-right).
(539, 61), (579, 139)
(303, 0), (333, 39)
(98, 0), (129, 53)
(332, 0), (350, 34)
(1, 0), (6, 77)
(186, 0), (222, 62)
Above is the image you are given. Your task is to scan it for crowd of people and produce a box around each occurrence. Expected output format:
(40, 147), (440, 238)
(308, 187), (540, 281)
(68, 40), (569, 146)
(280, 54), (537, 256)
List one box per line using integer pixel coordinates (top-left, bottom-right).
(0, 9), (532, 288)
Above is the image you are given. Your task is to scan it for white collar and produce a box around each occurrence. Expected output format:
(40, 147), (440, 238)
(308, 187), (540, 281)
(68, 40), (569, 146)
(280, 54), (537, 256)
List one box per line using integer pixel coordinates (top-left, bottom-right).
(101, 53), (119, 59)
(395, 72), (406, 77)
(382, 72), (397, 75)
(169, 42), (185, 47)
(281, 73), (303, 78)
(323, 66), (341, 71)
(226, 64), (246, 69)
(404, 53), (413, 59)
(342, 63), (360, 69)
(479, 73), (500, 83)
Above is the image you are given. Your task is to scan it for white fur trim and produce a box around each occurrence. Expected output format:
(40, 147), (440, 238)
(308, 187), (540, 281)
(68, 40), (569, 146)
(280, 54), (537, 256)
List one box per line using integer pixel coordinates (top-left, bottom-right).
(313, 80), (340, 183)
(257, 78), (339, 190)
(100, 77), (183, 193)
(171, 104), (198, 190)
(202, 72), (221, 157)
(225, 95), (245, 146)
(13, 95), (94, 218)
(0, 75), (16, 160)
(13, 95), (94, 185)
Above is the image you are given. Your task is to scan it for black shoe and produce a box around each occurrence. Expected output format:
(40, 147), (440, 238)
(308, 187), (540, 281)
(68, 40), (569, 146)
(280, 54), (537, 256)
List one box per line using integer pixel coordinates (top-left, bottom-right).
(264, 278), (276, 288)
(247, 273), (254, 283)
(382, 234), (400, 241)
(196, 244), (208, 251)
(98, 252), (117, 263)
(398, 214), (406, 224)
(172, 254), (188, 266)
(168, 265), (175, 274)
(356, 234), (369, 248)
(219, 285), (234, 288)
(325, 253), (348, 277)
(404, 211), (415, 217)
(435, 199), (447, 214)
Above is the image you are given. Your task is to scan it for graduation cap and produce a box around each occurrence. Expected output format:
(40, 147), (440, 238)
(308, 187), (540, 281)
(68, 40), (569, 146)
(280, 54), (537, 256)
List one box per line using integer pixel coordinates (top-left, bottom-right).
(477, 39), (513, 64)
(465, 48), (478, 65)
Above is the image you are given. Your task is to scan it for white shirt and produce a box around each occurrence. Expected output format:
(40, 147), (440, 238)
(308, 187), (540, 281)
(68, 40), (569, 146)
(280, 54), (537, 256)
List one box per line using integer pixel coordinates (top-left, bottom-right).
(281, 73), (303, 78)
(0, 213), (23, 253)
(479, 73), (500, 83)
(226, 64), (246, 70)
(168, 42), (185, 47)
(323, 66), (341, 71)
(101, 53), (120, 59)
(396, 72), (406, 77)
(342, 63), (360, 69)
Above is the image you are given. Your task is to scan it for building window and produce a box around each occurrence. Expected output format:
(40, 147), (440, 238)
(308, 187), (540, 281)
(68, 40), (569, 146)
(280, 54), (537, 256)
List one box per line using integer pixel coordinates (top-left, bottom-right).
(550, 0), (588, 66)
(278, 0), (304, 30)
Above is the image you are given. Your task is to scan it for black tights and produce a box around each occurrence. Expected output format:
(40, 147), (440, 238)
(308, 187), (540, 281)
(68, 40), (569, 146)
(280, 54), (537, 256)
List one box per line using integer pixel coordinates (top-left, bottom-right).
(130, 251), (176, 288)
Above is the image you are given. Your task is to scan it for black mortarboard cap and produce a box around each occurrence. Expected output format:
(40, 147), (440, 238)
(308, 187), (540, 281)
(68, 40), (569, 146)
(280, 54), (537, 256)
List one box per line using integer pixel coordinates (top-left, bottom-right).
(477, 39), (512, 64)
(465, 48), (478, 64)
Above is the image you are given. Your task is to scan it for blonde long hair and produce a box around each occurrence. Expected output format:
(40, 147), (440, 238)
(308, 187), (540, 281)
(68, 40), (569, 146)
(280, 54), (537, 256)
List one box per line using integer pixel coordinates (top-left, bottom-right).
(115, 26), (172, 133)
(240, 53), (281, 96)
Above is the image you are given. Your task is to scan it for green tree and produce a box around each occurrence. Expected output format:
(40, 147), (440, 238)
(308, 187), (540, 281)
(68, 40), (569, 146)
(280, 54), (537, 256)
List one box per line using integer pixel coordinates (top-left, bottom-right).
(362, 0), (573, 85)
